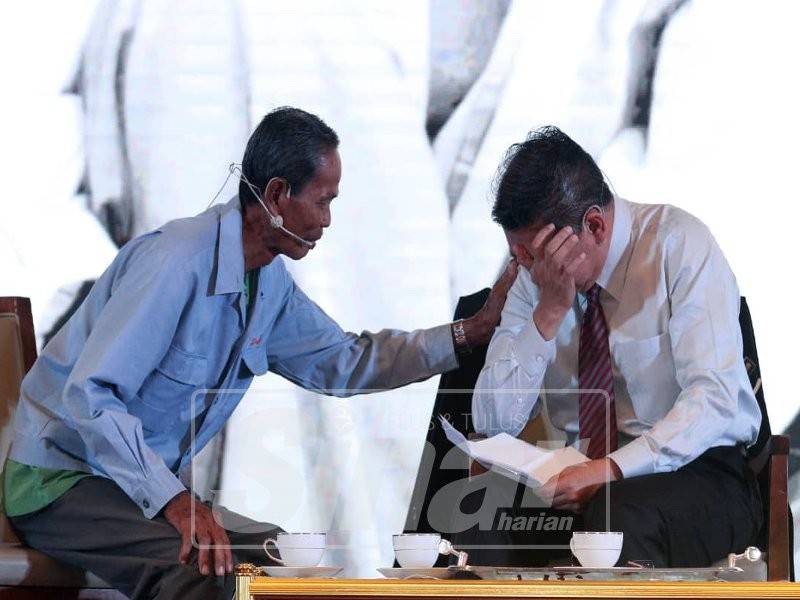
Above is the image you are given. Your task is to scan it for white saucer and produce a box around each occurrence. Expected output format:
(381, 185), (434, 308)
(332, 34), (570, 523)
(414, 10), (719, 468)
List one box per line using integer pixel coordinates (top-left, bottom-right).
(262, 566), (342, 578)
(377, 567), (458, 579)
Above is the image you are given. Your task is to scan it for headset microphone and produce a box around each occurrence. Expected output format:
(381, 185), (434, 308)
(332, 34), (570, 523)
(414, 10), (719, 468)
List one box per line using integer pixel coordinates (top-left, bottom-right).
(227, 164), (316, 249)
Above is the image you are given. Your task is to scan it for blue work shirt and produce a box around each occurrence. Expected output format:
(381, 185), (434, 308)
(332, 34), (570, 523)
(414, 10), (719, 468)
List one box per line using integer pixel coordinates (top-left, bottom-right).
(10, 196), (457, 518)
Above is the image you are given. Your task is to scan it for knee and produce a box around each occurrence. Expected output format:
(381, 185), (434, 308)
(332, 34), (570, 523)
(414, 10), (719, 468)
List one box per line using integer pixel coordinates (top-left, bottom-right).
(583, 483), (659, 537)
(583, 484), (665, 565)
(583, 483), (613, 531)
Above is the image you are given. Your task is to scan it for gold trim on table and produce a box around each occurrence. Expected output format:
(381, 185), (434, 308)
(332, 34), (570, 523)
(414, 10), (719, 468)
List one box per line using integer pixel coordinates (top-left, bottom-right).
(236, 575), (800, 599)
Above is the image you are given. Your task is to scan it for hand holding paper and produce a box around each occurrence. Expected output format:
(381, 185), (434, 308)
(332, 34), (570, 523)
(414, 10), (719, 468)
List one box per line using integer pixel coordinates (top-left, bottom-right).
(539, 457), (623, 513)
(438, 416), (588, 487)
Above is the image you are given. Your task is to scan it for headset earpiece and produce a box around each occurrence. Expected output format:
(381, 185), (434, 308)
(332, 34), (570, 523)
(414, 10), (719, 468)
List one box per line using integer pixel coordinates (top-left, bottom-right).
(229, 164), (315, 248)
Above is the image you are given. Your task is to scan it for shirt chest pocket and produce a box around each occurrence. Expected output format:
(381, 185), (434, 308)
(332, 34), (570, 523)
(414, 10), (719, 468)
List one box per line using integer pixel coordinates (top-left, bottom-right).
(613, 332), (681, 426)
(131, 345), (208, 432)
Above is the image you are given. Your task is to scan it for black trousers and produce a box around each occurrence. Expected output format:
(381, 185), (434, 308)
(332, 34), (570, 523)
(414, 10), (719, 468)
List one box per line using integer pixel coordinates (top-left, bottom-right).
(9, 477), (283, 600)
(451, 445), (763, 568)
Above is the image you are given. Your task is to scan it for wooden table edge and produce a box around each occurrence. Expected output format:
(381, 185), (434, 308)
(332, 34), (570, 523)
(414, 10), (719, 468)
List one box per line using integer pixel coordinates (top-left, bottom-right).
(240, 577), (800, 599)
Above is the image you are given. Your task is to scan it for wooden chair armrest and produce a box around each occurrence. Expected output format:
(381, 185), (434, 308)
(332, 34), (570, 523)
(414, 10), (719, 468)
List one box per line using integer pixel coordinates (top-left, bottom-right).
(767, 434), (791, 581)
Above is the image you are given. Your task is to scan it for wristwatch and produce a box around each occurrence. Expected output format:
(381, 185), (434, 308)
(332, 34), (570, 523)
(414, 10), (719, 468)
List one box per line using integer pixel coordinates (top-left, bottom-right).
(451, 319), (471, 358)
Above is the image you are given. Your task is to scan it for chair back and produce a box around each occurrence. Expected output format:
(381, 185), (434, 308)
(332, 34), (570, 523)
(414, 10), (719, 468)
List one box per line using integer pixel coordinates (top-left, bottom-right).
(739, 297), (771, 464)
(403, 289), (490, 547)
(0, 297), (37, 543)
(738, 297), (793, 580)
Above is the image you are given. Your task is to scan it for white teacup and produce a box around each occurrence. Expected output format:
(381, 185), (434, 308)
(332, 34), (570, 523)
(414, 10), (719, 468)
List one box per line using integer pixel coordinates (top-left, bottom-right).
(570, 531), (623, 568)
(263, 532), (326, 567)
(392, 534), (442, 568)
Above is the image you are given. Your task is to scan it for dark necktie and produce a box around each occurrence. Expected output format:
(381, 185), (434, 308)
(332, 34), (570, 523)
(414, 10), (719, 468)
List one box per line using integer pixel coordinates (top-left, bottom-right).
(578, 284), (618, 459)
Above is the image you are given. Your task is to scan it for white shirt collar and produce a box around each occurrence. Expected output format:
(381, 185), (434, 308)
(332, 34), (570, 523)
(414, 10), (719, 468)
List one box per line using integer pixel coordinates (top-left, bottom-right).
(595, 196), (633, 300)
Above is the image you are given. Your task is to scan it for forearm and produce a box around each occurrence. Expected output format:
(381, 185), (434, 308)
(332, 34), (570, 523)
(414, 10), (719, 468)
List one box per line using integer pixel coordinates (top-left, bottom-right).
(63, 380), (186, 518)
(472, 366), (540, 438)
(532, 303), (567, 341)
(355, 324), (460, 391)
(608, 374), (745, 478)
(472, 322), (555, 437)
(275, 324), (459, 397)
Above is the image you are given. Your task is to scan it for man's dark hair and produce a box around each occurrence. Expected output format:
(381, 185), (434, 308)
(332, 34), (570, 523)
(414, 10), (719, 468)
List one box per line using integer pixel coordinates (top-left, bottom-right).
(491, 126), (612, 232)
(240, 107), (339, 204)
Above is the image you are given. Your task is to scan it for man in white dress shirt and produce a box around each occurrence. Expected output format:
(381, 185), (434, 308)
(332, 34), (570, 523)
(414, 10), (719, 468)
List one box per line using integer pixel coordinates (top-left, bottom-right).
(468, 126), (762, 567)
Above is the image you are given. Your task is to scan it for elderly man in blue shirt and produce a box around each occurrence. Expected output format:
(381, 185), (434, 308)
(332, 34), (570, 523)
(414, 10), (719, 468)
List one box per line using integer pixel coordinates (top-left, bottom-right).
(3, 107), (516, 599)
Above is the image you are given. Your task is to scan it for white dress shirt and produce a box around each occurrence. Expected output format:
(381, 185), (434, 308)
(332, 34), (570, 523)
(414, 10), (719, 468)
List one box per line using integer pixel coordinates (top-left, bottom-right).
(472, 197), (761, 479)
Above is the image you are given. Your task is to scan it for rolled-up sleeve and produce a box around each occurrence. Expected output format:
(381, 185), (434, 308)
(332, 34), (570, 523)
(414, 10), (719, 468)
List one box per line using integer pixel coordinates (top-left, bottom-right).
(472, 269), (555, 438)
(265, 276), (458, 396)
(61, 244), (196, 517)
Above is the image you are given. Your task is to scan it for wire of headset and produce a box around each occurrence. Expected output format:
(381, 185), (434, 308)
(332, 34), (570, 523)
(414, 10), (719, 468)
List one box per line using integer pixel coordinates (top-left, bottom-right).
(207, 163), (315, 248)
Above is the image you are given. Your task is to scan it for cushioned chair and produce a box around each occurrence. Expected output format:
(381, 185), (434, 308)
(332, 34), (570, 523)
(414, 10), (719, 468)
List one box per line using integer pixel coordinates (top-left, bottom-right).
(0, 297), (124, 598)
(403, 290), (793, 580)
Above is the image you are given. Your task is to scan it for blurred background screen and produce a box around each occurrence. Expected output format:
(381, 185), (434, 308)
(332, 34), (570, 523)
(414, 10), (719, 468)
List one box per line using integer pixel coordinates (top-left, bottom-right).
(1, 0), (798, 577)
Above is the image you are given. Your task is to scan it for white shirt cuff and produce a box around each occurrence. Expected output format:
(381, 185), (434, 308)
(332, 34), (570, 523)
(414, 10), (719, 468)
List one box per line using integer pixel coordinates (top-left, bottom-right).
(608, 436), (656, 479)
(513, 321), (556, 379)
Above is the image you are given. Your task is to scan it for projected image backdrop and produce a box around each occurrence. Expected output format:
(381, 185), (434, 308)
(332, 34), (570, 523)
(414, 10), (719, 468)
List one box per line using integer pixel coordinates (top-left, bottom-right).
(1, 0), (798, 576)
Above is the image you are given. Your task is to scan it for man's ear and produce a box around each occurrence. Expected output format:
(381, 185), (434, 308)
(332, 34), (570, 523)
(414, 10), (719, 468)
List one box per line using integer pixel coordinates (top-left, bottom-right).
(512, 243), (534, 269)
(585, 211), (607, 243)
(264, 177), (290, 213)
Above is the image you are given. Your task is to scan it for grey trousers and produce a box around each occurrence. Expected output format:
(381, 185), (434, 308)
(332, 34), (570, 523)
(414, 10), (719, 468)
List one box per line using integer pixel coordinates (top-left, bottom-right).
(9, 476), (283, 600)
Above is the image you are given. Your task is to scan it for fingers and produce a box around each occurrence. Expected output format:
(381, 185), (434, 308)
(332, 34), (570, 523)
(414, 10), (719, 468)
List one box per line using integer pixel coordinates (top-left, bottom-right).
(217, 517), (233, 574)
(529, 225), (582, 274)
(564, 252), (586, 276)
(540, 473), (559, 493)
(197, 525), (229, 577)
(212, 528), (228, 577)
(179, 529), (192, 565)
(553, 489), (572, 506)
(544, 482), (585, 512)
(512, 244), (533, 269)
(197, 530), (211, 576)
(195, 511), (216, 576)
(473, 259), (521, 343)
(209, 509), (231, 576)
(551, 233), (580, 270)
(214, 521), (233, 575)
(200, 511), (233, 577)
(553, 487), (585, 513)
(498, 257), (518, 287)
(538, 476), (559, 506)
(543, 226), (575, 259)
(489, 259), (519, 302)
(530, 223), (556, 258)
(169, 499), (232, 577)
